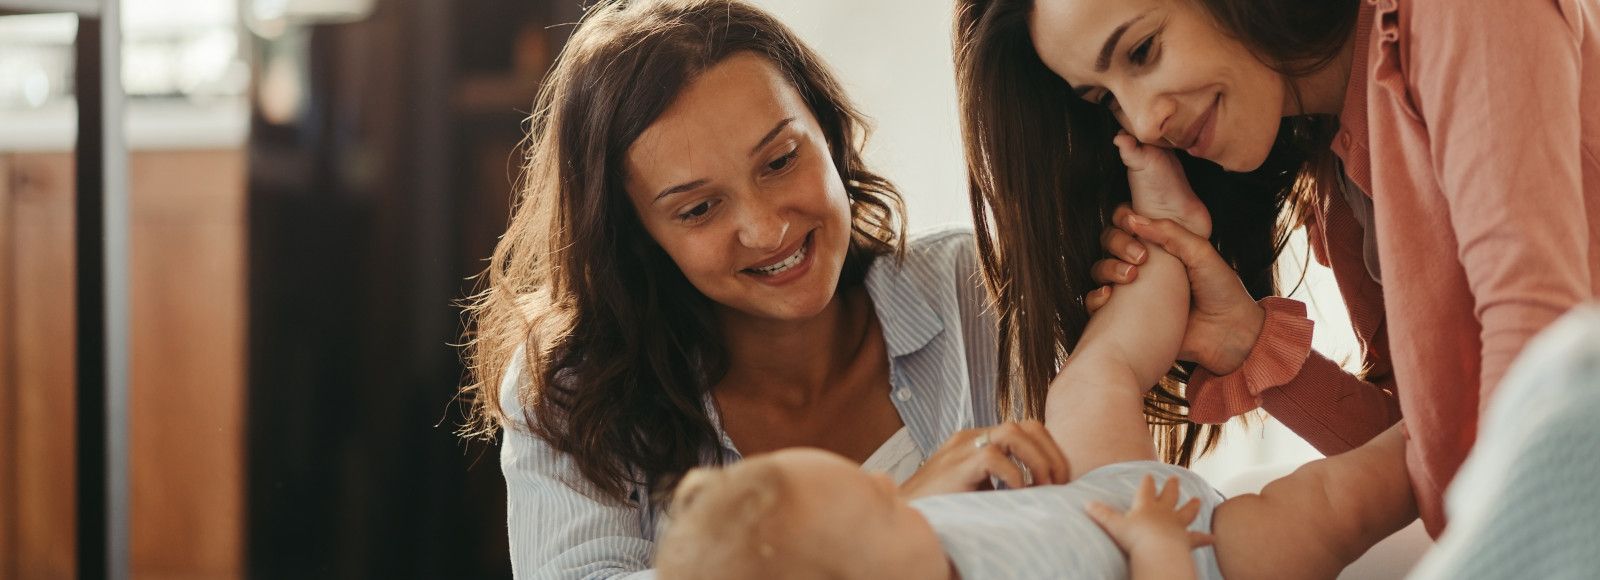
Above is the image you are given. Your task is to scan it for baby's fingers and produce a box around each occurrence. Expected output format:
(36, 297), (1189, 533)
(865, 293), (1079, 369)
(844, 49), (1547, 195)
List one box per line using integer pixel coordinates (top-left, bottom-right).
(1132, 474), (1158, 507)
(1176, 497), (1202, 524)
(1156, 476), (1183, 507)
(1188, 531), (1216, 548)
(1085, 501), (1124, 531)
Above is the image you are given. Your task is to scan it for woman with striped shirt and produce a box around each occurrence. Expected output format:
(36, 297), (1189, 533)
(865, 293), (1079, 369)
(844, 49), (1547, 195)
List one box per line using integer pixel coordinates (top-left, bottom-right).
(457, 1), (1087, 576)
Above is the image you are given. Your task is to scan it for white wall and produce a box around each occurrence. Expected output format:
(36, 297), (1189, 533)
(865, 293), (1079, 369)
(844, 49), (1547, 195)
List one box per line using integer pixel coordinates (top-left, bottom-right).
(749, 0), (970, 229)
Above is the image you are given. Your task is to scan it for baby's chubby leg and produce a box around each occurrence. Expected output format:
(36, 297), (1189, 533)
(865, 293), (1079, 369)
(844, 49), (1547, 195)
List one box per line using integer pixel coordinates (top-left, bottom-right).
(1211, 425), (1418, 580)
(1044, 135), (1214, 478)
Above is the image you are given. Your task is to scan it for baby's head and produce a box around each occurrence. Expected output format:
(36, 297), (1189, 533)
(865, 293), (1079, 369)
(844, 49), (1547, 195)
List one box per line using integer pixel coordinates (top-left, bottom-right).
(656, 448), (949, 579)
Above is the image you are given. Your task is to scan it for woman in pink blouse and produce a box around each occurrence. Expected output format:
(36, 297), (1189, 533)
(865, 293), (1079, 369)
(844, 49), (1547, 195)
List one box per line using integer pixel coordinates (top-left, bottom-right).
(953, 0), (1598, 535)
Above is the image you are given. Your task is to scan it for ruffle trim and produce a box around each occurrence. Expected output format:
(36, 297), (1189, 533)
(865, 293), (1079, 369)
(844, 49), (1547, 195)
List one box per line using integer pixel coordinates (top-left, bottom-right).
(1187, 297), (1316, 423)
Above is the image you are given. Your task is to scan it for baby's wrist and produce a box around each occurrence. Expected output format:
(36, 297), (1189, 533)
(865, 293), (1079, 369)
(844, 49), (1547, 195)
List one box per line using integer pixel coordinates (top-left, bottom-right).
(1123, 527), (1193, 556)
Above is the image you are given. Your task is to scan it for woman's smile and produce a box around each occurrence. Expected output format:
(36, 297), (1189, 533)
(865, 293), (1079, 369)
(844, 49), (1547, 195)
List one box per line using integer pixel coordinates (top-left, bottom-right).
(742, 229), (816, 285)
(1181, 93), (1220, 160)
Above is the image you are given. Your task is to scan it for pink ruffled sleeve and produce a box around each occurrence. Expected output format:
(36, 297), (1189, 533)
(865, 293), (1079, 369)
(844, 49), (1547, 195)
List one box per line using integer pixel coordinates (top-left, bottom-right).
(1188, 297), (1401, 455)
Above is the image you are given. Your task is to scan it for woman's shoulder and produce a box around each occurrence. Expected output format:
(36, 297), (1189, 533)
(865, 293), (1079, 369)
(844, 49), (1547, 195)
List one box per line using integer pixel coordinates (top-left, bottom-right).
(867, 225), (992, 337)
(868, 226), (981, 300)
(885, 225), (981, 280)
(1394, 0), (1576, 15)
(499, 342), (576, 437)
(499, 345), (532, 429)
(904, 225), (979, 258)
(1388, 0), (1583, 39)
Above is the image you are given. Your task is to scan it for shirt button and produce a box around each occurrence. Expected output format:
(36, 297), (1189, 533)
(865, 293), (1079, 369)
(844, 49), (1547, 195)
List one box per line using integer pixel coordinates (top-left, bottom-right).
(895, 389), (912, 402)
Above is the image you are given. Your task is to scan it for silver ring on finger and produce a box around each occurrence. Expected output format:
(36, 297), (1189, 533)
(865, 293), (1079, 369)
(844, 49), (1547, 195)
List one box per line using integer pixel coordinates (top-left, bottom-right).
(973, 431), (991, 450)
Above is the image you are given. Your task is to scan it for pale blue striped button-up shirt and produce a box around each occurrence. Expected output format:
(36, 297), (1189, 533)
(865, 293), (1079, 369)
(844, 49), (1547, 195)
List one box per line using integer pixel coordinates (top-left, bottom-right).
(499, 227), (1002, 578)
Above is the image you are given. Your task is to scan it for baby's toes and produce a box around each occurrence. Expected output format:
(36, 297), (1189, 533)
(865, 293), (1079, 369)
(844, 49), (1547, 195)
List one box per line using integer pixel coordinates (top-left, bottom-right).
(1113, 134), (1155, 168)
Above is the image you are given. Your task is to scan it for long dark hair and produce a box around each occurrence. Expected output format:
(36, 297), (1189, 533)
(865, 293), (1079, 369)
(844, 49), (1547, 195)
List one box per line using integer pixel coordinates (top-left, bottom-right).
(459, 0), (906, 504)
(952, 0), (1352, 464)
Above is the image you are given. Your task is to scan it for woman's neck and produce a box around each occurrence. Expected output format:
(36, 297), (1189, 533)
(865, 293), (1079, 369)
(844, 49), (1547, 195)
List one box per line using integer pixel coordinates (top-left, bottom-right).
(716, 285), (874, 407)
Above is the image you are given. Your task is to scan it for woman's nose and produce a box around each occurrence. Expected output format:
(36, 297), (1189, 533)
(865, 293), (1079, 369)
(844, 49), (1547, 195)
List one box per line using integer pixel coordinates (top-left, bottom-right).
(736, 199), (789, 253)
(1121, 91), (1177, 147)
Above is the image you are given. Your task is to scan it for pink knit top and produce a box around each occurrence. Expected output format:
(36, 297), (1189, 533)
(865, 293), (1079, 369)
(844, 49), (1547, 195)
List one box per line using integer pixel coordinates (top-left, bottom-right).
(1188, 0), (1600, 536)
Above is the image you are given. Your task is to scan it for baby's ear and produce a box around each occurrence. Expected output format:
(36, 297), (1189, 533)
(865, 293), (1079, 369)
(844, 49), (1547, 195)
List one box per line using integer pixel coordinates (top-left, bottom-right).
(668, 468), (716, 515)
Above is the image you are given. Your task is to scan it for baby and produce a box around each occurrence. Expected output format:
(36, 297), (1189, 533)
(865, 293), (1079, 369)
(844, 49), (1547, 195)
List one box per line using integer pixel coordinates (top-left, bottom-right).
(653, 135), (1418, 580)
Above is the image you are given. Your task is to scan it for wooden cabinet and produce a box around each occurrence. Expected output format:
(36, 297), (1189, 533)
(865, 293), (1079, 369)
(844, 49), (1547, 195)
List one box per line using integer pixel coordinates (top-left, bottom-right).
(0, 149), (245, 580)
(1, 152), (78, 580)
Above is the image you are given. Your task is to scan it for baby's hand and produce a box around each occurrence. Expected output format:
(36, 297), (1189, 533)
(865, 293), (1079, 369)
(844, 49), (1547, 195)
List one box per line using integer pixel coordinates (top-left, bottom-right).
(1113, 132), (1212, 239)
(1086, 475), (1214, 557)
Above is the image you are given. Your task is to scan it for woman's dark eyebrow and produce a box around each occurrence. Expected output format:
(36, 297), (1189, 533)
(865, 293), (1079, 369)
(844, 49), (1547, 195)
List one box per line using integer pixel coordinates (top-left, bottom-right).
(1095, 14), (1147, 73)
(749, 117), (796, 156)
(654, 178), (710, 202)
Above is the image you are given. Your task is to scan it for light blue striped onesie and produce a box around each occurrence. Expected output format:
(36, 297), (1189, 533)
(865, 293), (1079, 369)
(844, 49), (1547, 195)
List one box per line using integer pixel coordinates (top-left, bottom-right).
(912, 461), (1227, 580)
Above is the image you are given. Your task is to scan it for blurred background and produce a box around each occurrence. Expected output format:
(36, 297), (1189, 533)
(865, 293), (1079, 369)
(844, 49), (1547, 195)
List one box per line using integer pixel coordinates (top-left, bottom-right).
(0, 0), (1363, 578)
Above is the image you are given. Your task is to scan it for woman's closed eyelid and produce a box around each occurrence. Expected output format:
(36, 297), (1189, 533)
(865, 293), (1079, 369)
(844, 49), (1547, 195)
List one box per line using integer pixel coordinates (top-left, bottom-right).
(1084, 48), (1157, 108)
(676, 198), (718, 223)
(1129, 30), (1161, 69)
(764, 142), (801, 173)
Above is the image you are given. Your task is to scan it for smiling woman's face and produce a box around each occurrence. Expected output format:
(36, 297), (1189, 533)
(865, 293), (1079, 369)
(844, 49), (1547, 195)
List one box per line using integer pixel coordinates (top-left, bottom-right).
(1029, 0), (1291, 172)
(624, 52), (854, 323)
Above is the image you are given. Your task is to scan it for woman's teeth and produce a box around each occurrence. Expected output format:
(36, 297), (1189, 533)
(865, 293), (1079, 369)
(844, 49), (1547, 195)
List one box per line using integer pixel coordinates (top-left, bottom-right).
(748, 242), (807, 276)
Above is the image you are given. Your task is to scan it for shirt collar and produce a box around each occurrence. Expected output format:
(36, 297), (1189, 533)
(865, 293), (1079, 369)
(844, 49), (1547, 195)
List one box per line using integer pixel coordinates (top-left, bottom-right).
(864, 254), (946, 358)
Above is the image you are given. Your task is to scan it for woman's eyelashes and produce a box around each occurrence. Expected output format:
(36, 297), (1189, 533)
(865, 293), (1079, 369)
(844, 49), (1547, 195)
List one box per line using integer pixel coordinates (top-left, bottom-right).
(1129, 34), (1157, 66)
(1091, 31), (1162, 108)
(677, 198), (719, 223)
(765, 144), (801, 174)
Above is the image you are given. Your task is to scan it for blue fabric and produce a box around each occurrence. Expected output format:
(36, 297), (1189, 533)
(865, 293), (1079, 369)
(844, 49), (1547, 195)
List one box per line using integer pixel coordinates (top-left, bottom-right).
(1409, 305), (1600, 580)
(912, 461), (1225, 580)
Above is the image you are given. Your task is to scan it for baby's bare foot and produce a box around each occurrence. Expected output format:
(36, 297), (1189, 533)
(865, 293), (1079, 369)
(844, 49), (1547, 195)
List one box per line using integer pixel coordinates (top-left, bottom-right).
(1114, 133), (1212, 238)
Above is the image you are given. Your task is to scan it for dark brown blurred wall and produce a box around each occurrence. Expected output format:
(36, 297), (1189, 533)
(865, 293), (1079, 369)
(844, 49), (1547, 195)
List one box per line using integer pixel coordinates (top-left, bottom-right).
(244, 1), (578, 577)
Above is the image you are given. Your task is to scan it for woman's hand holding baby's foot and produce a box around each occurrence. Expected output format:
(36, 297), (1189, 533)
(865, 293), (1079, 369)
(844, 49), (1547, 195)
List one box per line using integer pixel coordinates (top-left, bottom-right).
(1112, 132), (1212, 239)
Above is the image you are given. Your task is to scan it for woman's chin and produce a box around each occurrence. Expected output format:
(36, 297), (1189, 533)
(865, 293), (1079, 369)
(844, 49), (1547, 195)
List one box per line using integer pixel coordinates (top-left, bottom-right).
(1220, 144), (1274, 174)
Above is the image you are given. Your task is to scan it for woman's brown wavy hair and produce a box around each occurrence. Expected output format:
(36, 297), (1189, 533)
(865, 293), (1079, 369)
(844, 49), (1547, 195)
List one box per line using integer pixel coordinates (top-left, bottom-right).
(952, 0), (1354, 465)
(458, 0), (907, 505)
